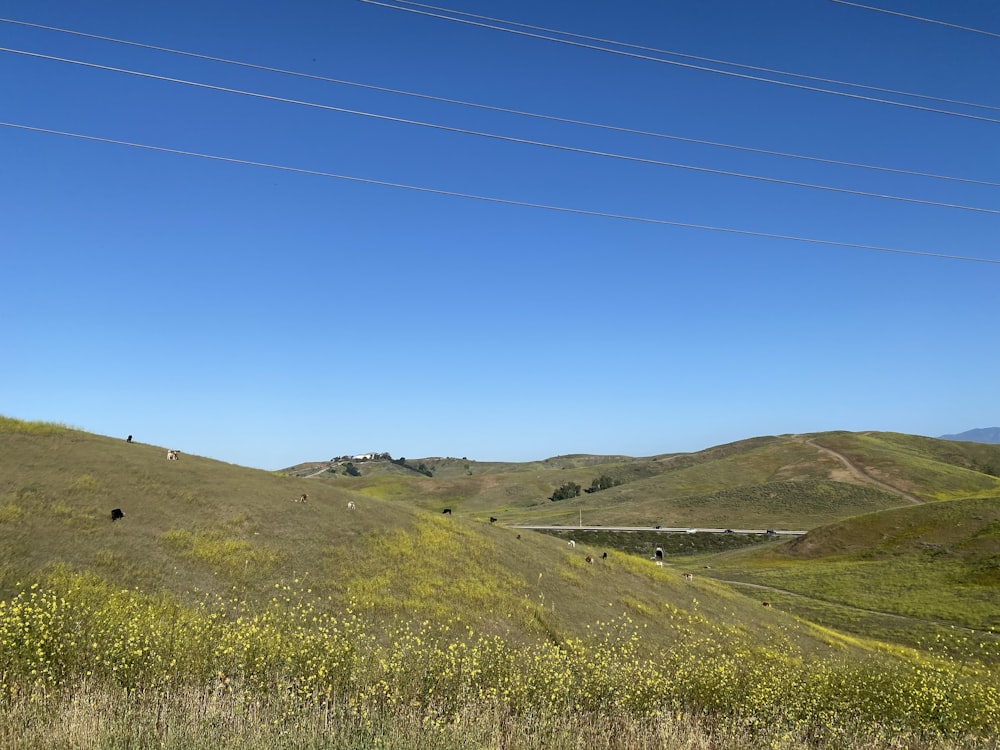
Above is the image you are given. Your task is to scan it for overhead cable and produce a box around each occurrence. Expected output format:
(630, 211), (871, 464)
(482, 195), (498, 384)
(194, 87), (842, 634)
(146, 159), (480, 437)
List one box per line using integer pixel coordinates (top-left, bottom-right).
(4, 46), (997, 216)
(377, 0), (1000, 113)
(830, 1), (1000, 39)
(3, 120), (997, 266)
(360, 0), (1000, 124)
(2, 18), (997, 188)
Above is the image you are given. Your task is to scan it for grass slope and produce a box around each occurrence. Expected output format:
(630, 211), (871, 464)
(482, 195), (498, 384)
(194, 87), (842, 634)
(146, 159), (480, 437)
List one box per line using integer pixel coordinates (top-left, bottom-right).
(3, 417), (1000, 744)
(0, 417), (840, 655)
(697, 496), (1000, 658)
(810, 431), (1000, 501)
(318, 432), (1000, 530)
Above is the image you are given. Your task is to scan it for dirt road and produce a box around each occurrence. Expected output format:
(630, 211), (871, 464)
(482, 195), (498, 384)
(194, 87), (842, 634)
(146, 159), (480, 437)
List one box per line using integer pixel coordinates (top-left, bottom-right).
(805, 438), (921, 504)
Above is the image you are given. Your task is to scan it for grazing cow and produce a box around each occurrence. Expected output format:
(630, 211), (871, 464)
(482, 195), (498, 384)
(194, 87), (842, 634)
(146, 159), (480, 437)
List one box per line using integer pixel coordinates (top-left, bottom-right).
(110, 508), (124, 521)
(347, 501), (356, 510)
(567, 540), (576, 548)
(516, 534), (521, 540)
(167, 449), (180, 461)
(655, 546), (663, 561)
(126, 435), (133, 443)
(762, 601), (771, 608)
(293, 494), (308, 503)
(682, 572), (694, 581)
(585, 555), (593, 564)
(489, 517), (497, 524)
(442, 508), (452, 515)
(602, 552), (608, 560)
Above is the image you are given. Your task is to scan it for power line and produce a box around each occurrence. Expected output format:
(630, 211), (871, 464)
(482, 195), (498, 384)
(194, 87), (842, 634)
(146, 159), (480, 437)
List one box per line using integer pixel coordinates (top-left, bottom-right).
(5, 46), (998, 216)
(830, 1), (1000, 39)
(361, 0), (1000, 123)
(2, 17), (996, 188)
(384, 0), (1000, 113)
(3, 120), (997, 266)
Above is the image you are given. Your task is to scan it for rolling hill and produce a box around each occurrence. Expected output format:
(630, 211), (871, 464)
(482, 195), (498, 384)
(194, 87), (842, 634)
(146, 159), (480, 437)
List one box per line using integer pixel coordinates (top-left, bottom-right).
(3, 415), (999, 746)
(288, 430), (1000, 529)
(0, 416), (837, 651)
(693, 496), (1000, 664)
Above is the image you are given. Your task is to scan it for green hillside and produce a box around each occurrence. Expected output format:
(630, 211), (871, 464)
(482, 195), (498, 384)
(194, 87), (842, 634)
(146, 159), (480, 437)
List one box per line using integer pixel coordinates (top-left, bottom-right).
(0, 417), (841, 650)
(696, 496), (1000, 661)
(809, 431), (1000, 500)
(303, 431), (1000, 530)
(3, 416), (999, 748)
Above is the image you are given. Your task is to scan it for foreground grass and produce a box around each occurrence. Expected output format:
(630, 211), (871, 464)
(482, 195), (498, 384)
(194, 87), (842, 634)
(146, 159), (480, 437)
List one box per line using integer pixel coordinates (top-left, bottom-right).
(1, 571), (998, 749)
(4, 685), (999, 750)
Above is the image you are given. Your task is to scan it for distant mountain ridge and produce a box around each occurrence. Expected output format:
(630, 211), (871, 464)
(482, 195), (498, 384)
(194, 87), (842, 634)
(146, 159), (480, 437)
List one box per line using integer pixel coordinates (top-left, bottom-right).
(940, 427), (1000, 444)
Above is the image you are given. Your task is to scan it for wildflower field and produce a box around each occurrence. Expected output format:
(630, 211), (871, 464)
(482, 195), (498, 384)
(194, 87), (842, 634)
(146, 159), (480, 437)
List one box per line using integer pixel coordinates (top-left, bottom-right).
(1, 567), (998, 749)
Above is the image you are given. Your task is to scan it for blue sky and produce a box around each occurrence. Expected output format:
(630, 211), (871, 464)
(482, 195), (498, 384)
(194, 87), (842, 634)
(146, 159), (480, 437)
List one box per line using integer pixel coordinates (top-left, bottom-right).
(2, 0), (998, 469)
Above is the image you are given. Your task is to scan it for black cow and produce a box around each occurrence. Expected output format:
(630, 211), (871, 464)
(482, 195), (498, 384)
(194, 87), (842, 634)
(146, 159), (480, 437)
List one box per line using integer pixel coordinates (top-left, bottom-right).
(111, 508), (124, 521)
(442, 508), (452, 515)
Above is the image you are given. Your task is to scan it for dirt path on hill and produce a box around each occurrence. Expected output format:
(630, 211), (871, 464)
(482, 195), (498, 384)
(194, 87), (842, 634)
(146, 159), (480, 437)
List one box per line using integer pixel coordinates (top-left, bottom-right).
(804, 438), (922, 504)
(712, 578), (998, 637)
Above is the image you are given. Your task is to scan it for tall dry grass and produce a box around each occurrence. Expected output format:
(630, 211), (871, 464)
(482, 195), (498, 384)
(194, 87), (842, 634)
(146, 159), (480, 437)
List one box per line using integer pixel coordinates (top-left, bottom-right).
(2, 684), (997, 750)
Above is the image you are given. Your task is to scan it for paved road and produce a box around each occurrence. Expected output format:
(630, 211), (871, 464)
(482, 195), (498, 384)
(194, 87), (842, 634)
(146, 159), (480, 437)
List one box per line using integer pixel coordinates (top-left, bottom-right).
(510, 525), (806, 536)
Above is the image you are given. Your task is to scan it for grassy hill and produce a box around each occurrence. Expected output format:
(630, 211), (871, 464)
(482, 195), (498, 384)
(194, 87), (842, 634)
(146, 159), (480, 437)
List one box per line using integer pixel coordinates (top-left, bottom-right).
(294, 431), (1000, 530)
(690, 496), (1000, 666)
(2, 416), (1000, 748)
(0, 417), (844, 650)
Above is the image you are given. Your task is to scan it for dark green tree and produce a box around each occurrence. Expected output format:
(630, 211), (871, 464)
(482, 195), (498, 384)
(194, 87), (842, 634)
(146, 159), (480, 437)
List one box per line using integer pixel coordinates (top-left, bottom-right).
(587, 475), (619, 493)
(550, 482), (581, 501)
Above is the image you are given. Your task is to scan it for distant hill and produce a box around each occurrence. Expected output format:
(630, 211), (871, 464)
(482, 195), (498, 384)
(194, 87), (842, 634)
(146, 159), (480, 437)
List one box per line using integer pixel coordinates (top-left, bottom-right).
(293, 431), (1000, 530)
(940, 427), (1000, 444)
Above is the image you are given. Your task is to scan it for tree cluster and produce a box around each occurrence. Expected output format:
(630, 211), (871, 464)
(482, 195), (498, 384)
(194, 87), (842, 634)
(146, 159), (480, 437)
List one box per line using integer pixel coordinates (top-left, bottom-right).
(392, 457), (433, 477)
(549, 482), (581, 502)
(584, 475), (621, 494)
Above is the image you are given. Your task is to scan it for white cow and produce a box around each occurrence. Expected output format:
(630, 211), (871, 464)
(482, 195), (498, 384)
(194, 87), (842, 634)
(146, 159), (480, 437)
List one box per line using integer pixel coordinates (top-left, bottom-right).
(347, 501), (356, 510)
